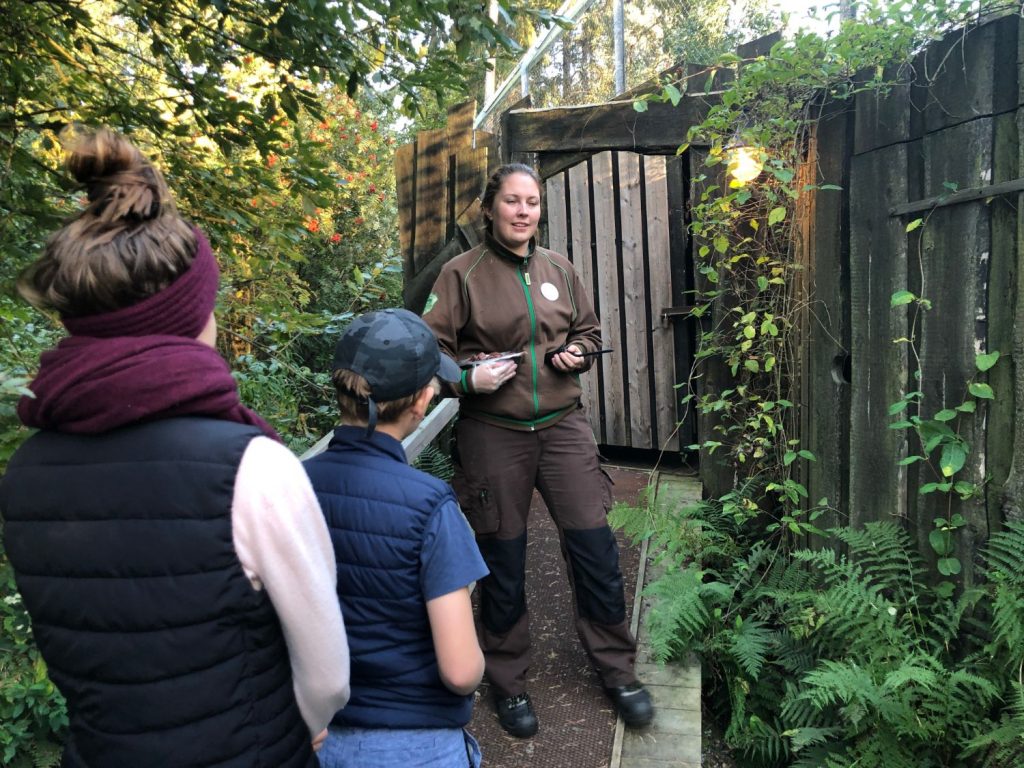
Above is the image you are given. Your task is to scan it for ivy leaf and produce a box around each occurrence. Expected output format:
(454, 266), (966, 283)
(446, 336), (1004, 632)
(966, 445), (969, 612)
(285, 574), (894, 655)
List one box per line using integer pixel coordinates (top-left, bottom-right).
(937, 557), (961, 576)
(767, 207), (786, 226)
(955, 401), (976, 413)
(906, 218), (923, 232)
(664, 83), (682, 106)
(890, 290), (915, 307)
(975, 350), (1000, 371)
(933, 409), (957, 422)
(968, 382), (994, 399)
(939, 443), (966, 477)
(632, 99), (648, 112)
(929, 528), (953, 555)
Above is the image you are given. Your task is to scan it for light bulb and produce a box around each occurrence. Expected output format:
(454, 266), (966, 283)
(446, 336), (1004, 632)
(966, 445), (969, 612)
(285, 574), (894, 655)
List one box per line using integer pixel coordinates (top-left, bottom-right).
(727, 145), (763, 185)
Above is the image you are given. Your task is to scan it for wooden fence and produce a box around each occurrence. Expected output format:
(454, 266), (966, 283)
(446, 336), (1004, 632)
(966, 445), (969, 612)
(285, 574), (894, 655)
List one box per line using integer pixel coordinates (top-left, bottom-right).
(793, 13), (1023, 582)
(395, 102), (499, 315)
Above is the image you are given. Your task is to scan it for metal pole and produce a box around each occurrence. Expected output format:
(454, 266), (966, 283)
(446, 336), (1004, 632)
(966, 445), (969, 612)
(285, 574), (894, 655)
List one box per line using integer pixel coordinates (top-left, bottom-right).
(520, 58), (531, 98)
(612, 0), (625, 94)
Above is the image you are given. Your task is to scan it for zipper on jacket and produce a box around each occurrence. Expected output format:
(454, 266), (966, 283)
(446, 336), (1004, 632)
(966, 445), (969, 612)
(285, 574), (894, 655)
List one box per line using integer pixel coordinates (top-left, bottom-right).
(516, 259), (540, 416)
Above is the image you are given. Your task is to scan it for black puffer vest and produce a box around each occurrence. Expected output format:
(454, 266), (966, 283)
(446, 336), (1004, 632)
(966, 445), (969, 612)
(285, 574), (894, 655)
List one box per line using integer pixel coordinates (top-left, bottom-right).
(0, 417), (315, 768)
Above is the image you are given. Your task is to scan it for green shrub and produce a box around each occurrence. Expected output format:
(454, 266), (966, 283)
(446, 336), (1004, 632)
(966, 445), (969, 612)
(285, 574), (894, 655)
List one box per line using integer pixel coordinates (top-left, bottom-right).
(0, 546), (66, 768)
(614, 492), (1024, 767)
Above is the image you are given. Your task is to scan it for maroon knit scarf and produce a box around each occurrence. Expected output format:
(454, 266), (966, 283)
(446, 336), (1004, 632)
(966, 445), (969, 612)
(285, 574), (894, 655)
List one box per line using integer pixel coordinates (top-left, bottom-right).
(18, 229), (279, 440)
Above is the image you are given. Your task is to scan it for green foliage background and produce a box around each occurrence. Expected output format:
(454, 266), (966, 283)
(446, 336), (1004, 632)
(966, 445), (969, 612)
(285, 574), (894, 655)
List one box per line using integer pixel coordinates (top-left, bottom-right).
(0, 0), (546, 762)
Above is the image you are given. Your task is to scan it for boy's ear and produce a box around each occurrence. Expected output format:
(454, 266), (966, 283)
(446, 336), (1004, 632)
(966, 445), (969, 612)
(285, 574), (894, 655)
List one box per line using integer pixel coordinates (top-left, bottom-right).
(412, 384), (434, 417)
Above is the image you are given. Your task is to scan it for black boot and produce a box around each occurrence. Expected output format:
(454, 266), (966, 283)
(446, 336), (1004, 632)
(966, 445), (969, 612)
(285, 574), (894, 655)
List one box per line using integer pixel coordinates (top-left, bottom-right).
(605, 682), (654, 727)
(495, 692), (539, 738)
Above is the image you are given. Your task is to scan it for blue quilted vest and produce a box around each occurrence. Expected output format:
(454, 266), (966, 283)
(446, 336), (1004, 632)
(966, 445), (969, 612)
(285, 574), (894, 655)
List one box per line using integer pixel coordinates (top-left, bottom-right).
(304, 426), (473, 729)
(0, 417), (315, 768)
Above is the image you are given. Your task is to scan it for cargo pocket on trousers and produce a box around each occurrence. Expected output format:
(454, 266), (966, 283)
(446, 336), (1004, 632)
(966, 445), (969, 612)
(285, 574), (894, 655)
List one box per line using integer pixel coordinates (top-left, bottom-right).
(451, 474), (500, 536)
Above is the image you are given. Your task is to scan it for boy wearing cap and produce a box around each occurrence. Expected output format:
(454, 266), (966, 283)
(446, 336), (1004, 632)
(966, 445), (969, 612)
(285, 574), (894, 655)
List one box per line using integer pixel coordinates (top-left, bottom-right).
(304, 308), (489, 768)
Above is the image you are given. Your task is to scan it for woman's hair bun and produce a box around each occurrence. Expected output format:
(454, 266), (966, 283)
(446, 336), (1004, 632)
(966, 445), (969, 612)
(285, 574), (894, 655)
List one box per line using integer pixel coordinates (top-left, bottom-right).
(64, 126), (167, 222)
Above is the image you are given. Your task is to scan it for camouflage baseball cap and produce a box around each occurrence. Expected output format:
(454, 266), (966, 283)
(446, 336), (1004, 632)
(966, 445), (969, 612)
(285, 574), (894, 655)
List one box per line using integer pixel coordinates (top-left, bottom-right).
(332, 308), (460, 401)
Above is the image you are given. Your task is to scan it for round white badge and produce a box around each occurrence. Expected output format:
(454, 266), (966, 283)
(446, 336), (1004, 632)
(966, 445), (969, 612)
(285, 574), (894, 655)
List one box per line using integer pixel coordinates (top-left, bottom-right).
(540, 282), (559, 301)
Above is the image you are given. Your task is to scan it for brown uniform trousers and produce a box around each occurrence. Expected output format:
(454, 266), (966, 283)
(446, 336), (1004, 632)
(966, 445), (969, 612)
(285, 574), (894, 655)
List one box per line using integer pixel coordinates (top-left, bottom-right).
(451, 408), (638, 698)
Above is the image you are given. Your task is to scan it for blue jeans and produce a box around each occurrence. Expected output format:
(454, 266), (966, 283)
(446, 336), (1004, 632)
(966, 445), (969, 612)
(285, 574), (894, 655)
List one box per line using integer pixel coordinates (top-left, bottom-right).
(317, 726), (481, 768)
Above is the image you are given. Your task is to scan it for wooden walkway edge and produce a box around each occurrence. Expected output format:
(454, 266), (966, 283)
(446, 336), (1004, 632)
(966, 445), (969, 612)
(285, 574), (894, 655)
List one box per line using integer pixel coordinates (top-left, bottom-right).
(611, 471), (703, 768)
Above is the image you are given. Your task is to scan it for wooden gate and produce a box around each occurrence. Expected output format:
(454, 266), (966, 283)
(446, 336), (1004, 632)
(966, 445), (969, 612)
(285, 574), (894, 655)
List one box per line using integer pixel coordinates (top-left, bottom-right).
(395, 102), (499, 315)
(545, 152), (686, 452)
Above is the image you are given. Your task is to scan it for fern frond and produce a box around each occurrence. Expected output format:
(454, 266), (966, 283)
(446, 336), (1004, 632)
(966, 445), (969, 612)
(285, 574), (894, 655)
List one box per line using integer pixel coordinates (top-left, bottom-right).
(643, 565), (710, 662)
(988, 579), (1024, 658)
(724, 617), (772, 679)
(983, 521), (1024, 584)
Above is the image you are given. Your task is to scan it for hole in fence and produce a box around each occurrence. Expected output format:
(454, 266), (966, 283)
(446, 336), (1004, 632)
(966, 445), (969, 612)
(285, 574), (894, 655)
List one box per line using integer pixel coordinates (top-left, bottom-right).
(832, 352), (851, 385)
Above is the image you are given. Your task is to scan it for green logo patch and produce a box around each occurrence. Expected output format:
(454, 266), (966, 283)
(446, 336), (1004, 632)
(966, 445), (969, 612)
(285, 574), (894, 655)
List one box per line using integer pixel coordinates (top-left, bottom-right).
(423, 293), (438, 314)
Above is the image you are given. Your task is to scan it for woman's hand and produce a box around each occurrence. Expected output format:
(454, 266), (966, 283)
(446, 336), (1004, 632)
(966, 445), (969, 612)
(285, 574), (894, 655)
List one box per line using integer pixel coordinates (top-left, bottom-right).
(312, 729), (328, 753)
(550, 344), (585, 373)
(471, 360), (518, 393)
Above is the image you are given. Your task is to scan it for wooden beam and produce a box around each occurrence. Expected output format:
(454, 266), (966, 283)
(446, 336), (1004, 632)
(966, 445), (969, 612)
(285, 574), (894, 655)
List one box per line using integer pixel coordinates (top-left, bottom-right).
(505, 96), (713, 155)
(889, 176), (1024, 217)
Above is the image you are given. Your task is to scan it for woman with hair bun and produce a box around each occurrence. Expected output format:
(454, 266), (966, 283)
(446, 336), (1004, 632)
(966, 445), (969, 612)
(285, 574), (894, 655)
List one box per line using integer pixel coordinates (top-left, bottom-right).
(0, 128), (350, 768)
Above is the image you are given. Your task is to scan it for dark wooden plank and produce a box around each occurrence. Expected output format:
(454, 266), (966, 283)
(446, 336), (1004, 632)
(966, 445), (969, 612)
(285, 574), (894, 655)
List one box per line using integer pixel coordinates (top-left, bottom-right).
(853, 66), (911, 155)
(567, 160), (602, 439)
(413, 128), (449, 274)
(619, 152), (652, 448)
(848, 141), (910, 532)
(593, 151), (628, 446)
(917, 118), (993, 585)
(922, 16), (1017, 133)
(665, 154), (696, 449)
(736, 31), (781, 61)
(403, 231), (468, 315)
(1004, 105), (1024, 523)
(454, 145), (489, 220)
(538, 151), (594, 180)
(446, 100), (476, 153)
(505, 96), (713, 156)
(804, 102), (852, 532)
(690, 148), (734, 498)
(987, 111), (1019, 531)
(545, 172), (568, 255)
(500, 95), (532, 163)
(395, 142), (417, 274)
(644, 156), (679, 452)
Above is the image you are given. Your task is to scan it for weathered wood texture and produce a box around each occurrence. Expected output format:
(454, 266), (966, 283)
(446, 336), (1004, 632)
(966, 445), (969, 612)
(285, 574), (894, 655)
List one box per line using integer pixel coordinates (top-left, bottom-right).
(542, 152), (685, 451)
(592, 151), (629, 446)
(848, 135), (910, 531)
(396, 101), (499, 314)
(689, 148), (735, 500)
(802, 102), (852, 533)
(837, 13), (1022, 566)
(505, 97), (712, 156)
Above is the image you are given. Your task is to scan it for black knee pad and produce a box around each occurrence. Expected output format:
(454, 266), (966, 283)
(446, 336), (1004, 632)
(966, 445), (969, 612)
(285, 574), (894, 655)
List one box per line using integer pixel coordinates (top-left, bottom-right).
(477, 533), (528, 634)
(564, 527), (626, 625)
